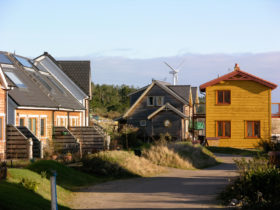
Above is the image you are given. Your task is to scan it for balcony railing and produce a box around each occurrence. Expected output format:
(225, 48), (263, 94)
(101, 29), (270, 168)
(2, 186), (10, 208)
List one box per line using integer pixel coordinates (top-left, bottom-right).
(272, 103), (280, 118)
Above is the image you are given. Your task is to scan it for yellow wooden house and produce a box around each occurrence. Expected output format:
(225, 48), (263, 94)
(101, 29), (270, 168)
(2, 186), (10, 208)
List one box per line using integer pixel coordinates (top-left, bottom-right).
(200, 64), (278, 148)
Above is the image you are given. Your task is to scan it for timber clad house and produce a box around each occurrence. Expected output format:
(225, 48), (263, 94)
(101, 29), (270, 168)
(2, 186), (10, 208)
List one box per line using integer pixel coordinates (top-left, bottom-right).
(0, 51), (105, 160)
(122, 80), (199, 140)
(200, 64), (278, 148)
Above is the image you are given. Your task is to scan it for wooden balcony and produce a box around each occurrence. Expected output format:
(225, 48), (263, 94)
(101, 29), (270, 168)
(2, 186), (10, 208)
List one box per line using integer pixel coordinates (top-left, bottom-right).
(272, 103), (280, 118)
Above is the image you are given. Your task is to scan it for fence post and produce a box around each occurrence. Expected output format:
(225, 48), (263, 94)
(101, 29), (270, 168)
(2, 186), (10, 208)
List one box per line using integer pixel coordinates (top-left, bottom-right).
(50, 171), (58, 210)
(27, 138), (33, 160)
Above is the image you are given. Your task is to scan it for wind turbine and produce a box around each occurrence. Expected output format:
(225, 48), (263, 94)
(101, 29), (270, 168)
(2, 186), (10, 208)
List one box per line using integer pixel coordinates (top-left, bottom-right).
(164, 60), (185, 85)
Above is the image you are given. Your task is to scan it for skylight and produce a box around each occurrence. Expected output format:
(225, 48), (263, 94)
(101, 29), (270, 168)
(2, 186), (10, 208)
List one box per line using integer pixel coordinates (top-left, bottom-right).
(14, 55), (33, 68)
(0, 54), (13, 64)
(5, 72), (26, 88)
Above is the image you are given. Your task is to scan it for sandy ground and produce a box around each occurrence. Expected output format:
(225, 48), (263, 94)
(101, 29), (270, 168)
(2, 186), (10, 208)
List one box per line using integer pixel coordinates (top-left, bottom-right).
(71, 154), (245, 210)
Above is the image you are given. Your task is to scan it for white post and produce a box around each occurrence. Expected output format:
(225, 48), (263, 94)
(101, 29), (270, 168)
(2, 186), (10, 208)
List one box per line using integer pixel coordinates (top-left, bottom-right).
(106, 135), (111, 150)
(50, 171), (58, 210)
(27, 138), (33, 160)
(39, 141), (44, 159)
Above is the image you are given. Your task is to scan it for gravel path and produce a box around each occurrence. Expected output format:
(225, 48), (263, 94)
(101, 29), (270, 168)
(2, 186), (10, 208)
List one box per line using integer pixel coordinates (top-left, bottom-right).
(71, 154), (244, 210)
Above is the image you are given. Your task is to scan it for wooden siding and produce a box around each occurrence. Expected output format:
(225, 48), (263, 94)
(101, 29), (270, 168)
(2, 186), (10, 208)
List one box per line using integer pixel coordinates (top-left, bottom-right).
(0, 87), (6, 159)
(127, 84), (187, 140)
(15, 109), (83, 147)
(205, 80), (271, 148)
(151, 110), (183, 140)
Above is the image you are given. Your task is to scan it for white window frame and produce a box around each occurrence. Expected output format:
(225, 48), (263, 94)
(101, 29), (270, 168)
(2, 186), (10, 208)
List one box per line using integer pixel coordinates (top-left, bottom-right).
(147, 96), (155, 106)
(156, 96), (164, 106)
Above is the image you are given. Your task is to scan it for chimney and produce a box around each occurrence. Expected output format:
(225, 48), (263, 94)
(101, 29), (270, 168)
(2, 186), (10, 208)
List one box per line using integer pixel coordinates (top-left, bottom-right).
(234, 63), (240, 71)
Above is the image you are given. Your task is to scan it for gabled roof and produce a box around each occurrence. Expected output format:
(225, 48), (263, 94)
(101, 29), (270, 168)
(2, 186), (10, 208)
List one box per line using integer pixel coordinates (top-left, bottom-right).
(57, 60), (91, 97)
(123, 80), (190, 118)
(167, 85), (191, 102)
(191, 87), (199, 103)
(0, 52), (85, 110)
(200, 64), (278, 92)
(147, 103), (187, 120)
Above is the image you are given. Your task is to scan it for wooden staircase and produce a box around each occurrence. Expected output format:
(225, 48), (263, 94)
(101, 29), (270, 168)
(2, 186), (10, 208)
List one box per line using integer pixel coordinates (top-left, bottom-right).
(17, 126), (41, 158)
(69, 125), (105, 154)
(53, 127), (80, 154)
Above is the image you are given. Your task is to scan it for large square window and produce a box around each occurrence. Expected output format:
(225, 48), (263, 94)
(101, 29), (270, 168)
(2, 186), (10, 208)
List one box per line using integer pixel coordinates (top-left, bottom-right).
(217, 90), (231, 104)
(5, 72), (26, 88)
(0, 54), (13, 64)
(14, 55), (33, 68)
(217, 121), (231, 138)
(246, 121), (260, 138)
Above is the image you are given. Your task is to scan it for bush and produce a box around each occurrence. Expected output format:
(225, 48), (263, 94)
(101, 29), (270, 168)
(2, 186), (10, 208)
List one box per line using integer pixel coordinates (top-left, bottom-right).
(170, 142), (218, 168)
(82, 150), (165, 177)
(20, 178), (39, 192)
(219, 158), (280, 209)
(142, 145), (193, 169)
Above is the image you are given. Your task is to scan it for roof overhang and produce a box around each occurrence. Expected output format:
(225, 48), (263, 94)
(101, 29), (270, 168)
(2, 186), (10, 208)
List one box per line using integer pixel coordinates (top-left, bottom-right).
(200, 68), (278, 92)
(147, 103), (188, 120)
(123, 80), (189, 118)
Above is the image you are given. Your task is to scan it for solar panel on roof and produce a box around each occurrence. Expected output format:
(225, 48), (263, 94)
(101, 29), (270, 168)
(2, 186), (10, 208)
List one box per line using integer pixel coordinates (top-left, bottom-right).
(14, 55), (33, 68)
(0, 54), (13, 64)
(32, 73), (52, 91)
(46, 76), (65, 94)
(5, 72), (26, 88)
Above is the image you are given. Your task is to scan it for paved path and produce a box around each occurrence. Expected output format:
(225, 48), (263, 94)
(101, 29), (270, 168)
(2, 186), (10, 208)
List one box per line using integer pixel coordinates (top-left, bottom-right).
(72, 154), (243, 210)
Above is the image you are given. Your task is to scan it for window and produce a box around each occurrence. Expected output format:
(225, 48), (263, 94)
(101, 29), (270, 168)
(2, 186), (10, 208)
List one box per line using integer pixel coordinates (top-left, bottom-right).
(28, 118), (37, 135)
(217, 90), (231, 104)
(33, 73), (52, 91)
(217, 121), (231, 138)
(246, 121), (260, 138)
(40, 118), (46, 136)
(14, 55), (33, 68)
(19, 118), (25, 126)
(5, 72), (26, 88)
(156, 96), (164, 106)
(140, 120), (146, 127)
(147, 96), (154, 106)
(0, 117), (3, 140)
(0, 54), (13, 64)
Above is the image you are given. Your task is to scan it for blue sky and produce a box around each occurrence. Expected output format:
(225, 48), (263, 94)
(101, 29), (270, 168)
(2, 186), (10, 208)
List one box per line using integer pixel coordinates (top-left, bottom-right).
(0, 0), (280, 100)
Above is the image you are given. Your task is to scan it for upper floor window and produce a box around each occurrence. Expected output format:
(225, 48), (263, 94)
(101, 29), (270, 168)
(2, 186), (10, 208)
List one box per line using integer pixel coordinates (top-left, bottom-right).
(246, 121), (260, 138)
(147, 96), (155, 106)
(217, 90), (231, 104)
(156, 96), (164, 106)
(147, 96), (164, 106)
(217, 121), (231, 138)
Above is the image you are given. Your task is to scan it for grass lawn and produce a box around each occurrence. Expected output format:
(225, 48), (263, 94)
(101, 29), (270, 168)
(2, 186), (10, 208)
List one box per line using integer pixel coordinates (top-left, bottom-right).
(0, 160), (105, 209)
(27, 160), (102, 190)
(207, 146), (262, 156)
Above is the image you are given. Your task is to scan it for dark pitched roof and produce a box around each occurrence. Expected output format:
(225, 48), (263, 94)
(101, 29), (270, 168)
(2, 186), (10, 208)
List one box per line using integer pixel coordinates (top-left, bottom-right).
(167, 85), (191, 101)
(57, 60), (91, 96)
(200, 64), (278, 92)
(0, 52), (84, 110)
(191, 87), (198, 103)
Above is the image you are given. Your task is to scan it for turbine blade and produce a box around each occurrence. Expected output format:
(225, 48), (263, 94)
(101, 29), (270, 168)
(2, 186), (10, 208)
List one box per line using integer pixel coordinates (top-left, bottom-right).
(164, 62), (177, 72)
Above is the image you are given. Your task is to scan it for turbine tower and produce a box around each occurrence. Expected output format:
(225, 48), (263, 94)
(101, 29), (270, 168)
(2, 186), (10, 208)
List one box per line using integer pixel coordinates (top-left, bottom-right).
(164, 62), (179, 85)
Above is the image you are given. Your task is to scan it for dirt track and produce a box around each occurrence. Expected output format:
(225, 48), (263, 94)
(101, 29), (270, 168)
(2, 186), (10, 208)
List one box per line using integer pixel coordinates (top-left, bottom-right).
(71, 154), (242, 210)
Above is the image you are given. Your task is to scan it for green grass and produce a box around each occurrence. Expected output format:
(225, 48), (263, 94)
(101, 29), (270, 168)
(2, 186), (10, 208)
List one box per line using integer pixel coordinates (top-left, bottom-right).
(27, 160), (101, 190)
(0, 168), (70, 210)
(207, 146), (262, 156)
(0, 181), (70, 210)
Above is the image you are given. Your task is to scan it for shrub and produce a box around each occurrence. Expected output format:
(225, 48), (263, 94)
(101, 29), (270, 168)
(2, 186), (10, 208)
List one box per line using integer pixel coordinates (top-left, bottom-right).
(219, 158), (280, 209)
(20, 178), (39, 192)
(142, 145), (193, 169)
(82, 150), (165, 177)
(170, 142), (218, 168)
